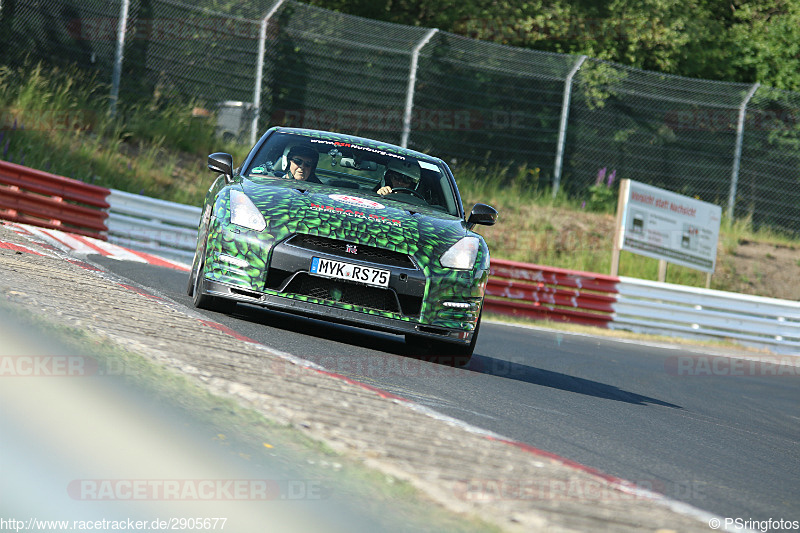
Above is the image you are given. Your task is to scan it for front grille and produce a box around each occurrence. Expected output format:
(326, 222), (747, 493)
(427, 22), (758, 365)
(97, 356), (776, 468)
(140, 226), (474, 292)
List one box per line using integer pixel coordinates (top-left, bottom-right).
(398, 294), (422, 316)
(285, 274), (402, 314)
(265, 267), (292, 290)
(287, 234), (415, 268)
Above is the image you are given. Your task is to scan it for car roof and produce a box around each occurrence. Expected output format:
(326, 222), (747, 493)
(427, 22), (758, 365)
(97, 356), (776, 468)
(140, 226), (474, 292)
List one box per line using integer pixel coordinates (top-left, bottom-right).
(270, 127), (445, 165)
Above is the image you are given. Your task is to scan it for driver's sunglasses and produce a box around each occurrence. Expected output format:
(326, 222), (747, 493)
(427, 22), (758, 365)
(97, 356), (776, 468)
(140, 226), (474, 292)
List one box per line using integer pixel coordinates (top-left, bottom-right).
(290, 157), (313, 168)
(386, 170), (411, 183)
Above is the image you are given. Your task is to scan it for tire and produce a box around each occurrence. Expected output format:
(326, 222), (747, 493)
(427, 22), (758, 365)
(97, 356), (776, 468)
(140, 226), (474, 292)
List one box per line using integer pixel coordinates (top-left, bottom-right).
(405, 313), (481, 367)
(191, 240), (236, 314)
(187, 253), (199, 296)
(187, 222), (206, 297)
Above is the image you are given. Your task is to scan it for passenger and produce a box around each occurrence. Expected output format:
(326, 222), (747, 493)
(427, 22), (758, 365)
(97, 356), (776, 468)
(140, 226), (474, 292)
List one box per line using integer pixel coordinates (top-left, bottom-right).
(376, 159), (420, 196)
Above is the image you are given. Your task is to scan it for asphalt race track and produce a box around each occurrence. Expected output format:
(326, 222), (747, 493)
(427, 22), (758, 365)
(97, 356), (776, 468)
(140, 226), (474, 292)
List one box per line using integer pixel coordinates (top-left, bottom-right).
(92, 257), (800, 524)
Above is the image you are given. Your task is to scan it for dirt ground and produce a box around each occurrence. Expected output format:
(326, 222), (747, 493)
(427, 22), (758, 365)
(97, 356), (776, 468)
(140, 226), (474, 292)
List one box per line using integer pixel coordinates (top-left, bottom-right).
(713, 239), (800, 301)
(606, 210), (798, 301)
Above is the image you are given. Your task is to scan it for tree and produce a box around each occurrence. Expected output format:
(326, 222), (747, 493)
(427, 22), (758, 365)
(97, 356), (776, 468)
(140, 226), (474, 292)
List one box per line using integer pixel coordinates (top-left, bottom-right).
(305, 0), (799, 88)
(728, 0), (800, 91)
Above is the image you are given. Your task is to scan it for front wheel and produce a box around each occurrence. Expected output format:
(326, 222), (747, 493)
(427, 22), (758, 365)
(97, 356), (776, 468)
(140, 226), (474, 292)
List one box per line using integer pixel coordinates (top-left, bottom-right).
(405, 314), (481, 367)
(191, 241), (236, 314)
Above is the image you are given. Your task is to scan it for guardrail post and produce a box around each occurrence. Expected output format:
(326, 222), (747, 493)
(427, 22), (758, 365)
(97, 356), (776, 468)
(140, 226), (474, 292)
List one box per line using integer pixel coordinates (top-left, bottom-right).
(401, 28), (438, 149)
(109, 0), (131, 117)
(250, 0), (288, 146)
(610, 178), (629, 276)
(727, 82), (760, 220)
(552, 55), (587, 198)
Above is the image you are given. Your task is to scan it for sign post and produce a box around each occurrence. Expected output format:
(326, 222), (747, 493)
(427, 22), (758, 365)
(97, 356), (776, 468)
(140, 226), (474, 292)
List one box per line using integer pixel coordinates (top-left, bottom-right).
(611, 179), (722, 284)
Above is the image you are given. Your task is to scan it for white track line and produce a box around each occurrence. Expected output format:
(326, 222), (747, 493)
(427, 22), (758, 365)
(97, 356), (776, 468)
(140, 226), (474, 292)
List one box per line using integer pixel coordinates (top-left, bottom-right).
(17, 224), (147, 262)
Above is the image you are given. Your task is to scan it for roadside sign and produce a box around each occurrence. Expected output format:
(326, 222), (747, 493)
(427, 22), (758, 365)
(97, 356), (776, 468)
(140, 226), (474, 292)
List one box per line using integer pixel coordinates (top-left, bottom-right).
(612, 179), (722, 273)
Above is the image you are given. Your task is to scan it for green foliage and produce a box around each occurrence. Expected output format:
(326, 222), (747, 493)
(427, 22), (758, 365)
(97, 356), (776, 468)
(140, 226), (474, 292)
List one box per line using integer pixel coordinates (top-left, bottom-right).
(728, 0), (800, 91)
(575, 61), (629, 111)
(453, 160), (579, 212)
(454, 162), (578, 211)
(720, 212), (800, 248)
(122, 97), (220, 156)
(584, 167), (617, 213)
(306, 0), (800, 89)
(586, 183), (616, 213)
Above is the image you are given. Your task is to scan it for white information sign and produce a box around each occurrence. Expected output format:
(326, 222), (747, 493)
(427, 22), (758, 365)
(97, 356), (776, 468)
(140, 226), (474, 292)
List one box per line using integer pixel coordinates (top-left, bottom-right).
(618, 180), (722, 272)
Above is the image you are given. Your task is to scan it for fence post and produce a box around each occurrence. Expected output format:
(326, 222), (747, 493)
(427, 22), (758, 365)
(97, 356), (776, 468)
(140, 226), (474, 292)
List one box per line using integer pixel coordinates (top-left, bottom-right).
(109, 0), (131, 117)
(400, 28), (438, 149)
(551, 55), (587, 198)
(727, 82), (760, 220)
(250, 0), (288, 146)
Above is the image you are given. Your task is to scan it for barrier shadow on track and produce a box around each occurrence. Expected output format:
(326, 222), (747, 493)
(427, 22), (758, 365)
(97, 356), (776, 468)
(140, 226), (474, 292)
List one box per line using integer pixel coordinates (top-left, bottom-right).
(467, 354), (683, 409)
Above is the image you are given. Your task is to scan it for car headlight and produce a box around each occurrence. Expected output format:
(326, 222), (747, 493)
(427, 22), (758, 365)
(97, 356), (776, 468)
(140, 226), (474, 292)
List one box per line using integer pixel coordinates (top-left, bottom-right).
(440, 237), (480, 270)
(229, 189), (266, 231)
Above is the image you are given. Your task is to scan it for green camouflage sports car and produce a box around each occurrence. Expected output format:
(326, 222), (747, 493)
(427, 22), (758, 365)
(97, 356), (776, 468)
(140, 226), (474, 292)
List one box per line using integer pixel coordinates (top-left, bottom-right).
(188, 127), (497, 365)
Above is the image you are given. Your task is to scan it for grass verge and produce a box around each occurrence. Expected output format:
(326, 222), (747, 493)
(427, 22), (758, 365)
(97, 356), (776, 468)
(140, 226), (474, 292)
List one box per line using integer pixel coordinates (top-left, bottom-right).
(0, 62), (249, 205)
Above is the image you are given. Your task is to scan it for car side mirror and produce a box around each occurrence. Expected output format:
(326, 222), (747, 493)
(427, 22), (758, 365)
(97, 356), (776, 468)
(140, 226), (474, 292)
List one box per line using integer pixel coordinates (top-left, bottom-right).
(208, 152), (234, 183)
(466, 203), (498, 230)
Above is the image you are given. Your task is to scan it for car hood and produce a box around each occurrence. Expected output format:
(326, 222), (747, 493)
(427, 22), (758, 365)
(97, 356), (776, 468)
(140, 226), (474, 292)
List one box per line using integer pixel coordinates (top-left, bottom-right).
(240, 179), (468, 257)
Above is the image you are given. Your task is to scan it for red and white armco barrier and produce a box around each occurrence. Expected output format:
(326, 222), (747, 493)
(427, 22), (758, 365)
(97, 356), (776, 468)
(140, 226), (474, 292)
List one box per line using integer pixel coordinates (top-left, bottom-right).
(0, 162), (201, 261)
(486, 258), (800, 355)
(0, 160), (110, 239)
(485, 259), (619, 328)
(4, 222), (190, 272)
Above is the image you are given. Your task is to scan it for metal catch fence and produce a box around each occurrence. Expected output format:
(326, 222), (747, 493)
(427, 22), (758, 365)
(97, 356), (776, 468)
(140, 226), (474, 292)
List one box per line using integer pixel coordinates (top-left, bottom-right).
(2, 0), (799, 234)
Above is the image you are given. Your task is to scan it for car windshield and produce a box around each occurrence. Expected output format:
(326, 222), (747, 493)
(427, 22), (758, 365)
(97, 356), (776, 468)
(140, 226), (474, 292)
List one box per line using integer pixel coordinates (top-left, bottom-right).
(243, 131), (461, 216)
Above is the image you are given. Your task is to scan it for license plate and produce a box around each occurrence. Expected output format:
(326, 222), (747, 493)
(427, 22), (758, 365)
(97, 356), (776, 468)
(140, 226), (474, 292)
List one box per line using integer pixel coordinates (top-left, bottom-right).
(310, 257), (390, 287)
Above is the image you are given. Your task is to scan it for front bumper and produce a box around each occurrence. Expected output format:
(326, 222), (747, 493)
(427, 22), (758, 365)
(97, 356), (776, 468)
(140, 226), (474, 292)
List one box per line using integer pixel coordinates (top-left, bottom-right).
(202, 278), (475, 345)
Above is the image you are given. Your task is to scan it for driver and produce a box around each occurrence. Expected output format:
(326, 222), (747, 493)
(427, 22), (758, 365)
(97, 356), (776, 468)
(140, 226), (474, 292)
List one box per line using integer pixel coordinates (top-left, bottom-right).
(376, 159), (420, 196)
(285, 145), (322, 183)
